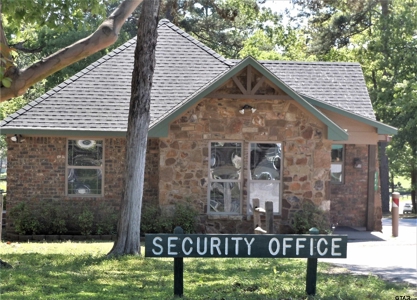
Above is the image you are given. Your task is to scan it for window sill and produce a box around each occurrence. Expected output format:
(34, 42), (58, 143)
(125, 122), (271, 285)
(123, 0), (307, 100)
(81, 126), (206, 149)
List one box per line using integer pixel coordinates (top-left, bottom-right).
(207, 214), (243, 221)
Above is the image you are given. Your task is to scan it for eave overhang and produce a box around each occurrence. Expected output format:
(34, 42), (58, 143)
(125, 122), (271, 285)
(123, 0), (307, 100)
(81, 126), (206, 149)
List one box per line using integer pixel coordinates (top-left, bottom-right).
(303, 95), (398, 135)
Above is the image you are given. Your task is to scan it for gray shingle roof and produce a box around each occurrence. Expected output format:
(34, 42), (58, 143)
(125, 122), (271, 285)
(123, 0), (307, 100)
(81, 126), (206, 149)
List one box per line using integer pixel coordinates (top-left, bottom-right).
(260, 60), (375, 120)
(1, 19), (376, 134)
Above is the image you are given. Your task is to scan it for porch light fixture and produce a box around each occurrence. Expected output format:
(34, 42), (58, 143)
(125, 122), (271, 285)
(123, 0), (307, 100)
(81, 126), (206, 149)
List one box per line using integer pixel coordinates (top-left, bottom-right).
(353, 158), (362, 169)
(239, 104), (256, 114)
(10, 134), (24, 143)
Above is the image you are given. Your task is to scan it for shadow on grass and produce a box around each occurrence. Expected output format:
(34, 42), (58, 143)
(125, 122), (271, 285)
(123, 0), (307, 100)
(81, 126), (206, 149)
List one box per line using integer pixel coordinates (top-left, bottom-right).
(0, 253), (412, 299)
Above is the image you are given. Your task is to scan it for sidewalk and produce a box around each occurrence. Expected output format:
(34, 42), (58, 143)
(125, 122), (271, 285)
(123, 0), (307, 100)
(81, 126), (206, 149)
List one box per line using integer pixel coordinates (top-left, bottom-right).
(320, 218), (417, 286)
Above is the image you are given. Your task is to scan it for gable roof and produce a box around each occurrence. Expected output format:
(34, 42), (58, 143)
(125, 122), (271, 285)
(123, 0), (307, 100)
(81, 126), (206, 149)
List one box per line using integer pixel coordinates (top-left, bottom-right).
(1, 19), (396, 138)
(150, 56), (348, 141)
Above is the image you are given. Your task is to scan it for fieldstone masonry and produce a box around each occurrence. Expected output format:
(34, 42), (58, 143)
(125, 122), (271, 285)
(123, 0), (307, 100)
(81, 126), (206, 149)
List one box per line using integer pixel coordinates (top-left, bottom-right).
(158, 97), (332, 233)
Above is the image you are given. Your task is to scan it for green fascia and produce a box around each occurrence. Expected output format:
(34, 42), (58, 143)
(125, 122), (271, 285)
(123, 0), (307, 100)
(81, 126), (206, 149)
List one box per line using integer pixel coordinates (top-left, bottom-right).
(149, 56), (349, 141)
(0, 128), (127, 137)
(303, 95), (398, 135)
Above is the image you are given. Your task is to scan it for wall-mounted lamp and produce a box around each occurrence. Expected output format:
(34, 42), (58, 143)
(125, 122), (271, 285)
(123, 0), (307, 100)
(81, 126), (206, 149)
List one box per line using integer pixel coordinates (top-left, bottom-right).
(10, 134), (25, 143)
(353, 158), (362, 169)
(239, 104), (256, 114)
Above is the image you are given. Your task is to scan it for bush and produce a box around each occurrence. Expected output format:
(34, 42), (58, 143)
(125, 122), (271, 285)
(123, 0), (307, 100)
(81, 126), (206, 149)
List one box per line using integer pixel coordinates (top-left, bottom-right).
(9, 202), (41, 235)
(292, 202), (331, 234)
(78, 207), (94, 236)
(141, 200), (198, 234)
(39, 201), (68, 234)
(95, 203), (118, 235)
(140, 204), (173, 234)
(172, 201), (198, 233)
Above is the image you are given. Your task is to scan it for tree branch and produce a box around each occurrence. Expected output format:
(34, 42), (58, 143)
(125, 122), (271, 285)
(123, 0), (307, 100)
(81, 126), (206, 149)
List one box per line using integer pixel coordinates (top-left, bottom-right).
(9, 41), (43, 54)
(0, 0), (143, 102)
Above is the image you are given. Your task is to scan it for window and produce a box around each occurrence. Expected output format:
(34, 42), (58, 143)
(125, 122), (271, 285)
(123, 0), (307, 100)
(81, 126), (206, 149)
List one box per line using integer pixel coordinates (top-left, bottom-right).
(208, 142), (242, 214)
(248, 143), (282, 213)
(67, 139), (103, 196)
(331, 144), (344, 183)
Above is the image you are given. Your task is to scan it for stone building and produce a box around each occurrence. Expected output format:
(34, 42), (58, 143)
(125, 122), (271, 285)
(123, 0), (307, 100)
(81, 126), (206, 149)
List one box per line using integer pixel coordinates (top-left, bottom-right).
(1, 20), (396, 236)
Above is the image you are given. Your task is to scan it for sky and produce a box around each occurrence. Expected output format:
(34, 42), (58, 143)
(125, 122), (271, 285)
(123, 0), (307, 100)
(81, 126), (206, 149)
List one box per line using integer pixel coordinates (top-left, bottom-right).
(260, 0), (293, 13)
(259, 0), (301, 26)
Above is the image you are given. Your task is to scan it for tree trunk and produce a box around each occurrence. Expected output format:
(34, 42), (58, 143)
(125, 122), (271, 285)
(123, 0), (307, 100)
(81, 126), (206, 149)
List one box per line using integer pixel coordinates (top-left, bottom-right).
(411, 166), (416, 213)
(108, 0), (160, 256)
(379, 141), (390, 213)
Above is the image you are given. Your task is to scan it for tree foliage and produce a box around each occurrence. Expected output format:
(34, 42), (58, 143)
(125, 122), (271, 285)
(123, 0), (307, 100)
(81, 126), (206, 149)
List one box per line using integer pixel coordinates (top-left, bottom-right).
(161, 0), (283, 58)
(0, 0), (142, 101)
(289, 0), (417, 210)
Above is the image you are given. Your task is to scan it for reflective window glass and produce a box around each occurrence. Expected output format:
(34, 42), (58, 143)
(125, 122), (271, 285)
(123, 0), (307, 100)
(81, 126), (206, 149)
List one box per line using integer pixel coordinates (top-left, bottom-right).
(67, 139), (103, 196)
(250, 143), (281, 180)
(331, 145), (344, 183)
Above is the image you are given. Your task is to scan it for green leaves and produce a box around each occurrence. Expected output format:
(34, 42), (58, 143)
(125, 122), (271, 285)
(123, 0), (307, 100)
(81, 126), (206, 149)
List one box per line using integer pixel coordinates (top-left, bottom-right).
(0, 43), (17, 88)
(1, 77), (12, 88)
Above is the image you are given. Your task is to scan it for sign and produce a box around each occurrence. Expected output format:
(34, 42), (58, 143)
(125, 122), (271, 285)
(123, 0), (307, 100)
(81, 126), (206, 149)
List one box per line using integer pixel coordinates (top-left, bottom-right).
(145, 234), (347, 259)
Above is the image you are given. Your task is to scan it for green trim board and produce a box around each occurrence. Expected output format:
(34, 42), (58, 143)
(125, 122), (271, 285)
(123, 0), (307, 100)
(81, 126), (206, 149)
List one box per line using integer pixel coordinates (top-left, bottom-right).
(303, 95), (397, 135)
(0, 128), (127, 137)
(149, 56), (349, 141)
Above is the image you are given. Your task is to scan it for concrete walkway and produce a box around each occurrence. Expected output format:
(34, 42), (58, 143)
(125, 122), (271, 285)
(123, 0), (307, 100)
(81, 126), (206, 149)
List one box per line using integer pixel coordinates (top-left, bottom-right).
(320, 217), (417, 286)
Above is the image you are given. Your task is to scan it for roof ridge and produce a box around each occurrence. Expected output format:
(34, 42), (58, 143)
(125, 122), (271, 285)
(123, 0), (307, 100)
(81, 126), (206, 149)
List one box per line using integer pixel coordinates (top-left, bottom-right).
(1, 38), (138, 127)
(260, 60), (360, 65)
(158, 19), (233, 67)
(229, 58), (360, 66)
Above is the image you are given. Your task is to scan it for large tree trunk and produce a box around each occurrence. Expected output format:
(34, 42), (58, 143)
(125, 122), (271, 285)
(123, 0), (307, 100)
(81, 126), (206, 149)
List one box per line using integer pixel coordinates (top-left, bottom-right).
(379, 141), (390, 213)
(0, 0), (142, 102)
(108, 0), (160, 256)
(411, 166), (416, 213)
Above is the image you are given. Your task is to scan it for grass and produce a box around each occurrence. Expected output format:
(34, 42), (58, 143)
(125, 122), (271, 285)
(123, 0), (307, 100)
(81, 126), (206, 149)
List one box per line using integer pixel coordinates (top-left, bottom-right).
(0, 180), (6, 192)
(0, 242), (415, 299)
(394, 176), (411, 190)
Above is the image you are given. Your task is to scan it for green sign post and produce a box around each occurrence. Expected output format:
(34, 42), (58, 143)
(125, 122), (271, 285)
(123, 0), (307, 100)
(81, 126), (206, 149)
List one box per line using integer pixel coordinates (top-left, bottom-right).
(145, 227), (347, 296)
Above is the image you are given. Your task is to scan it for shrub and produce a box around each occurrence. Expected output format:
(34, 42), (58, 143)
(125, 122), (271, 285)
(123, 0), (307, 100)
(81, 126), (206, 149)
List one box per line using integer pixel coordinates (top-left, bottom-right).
(140, 204), (172, 234)
(9, 202), (41, 235)
(95, 203), (118, 235)
(39, 201), (68, 234)
(292, 202), (331, 234)
(172, 201), (198, 233)
(78, 207), (94, 236)
(141, 200), (199, 234)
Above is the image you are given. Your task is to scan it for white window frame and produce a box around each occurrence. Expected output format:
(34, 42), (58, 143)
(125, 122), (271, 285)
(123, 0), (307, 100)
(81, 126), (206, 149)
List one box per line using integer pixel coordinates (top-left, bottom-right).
(66, 139), (104, 197)
(207, 141), (243, 215)
(247, 142), (282, 215)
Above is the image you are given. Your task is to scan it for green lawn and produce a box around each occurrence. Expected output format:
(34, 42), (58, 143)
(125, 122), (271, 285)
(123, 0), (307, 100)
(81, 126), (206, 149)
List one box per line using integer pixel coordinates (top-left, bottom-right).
(0, 242), (414, 299)
(395, 176), (411, 190)
(0, 180), (6, 192)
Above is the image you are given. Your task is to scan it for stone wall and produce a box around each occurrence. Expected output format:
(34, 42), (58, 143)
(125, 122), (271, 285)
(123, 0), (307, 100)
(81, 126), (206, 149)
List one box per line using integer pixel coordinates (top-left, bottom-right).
(158, 97), (331, 233)
(5, 136), (159, 234)
(330, 144), (369, 227)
